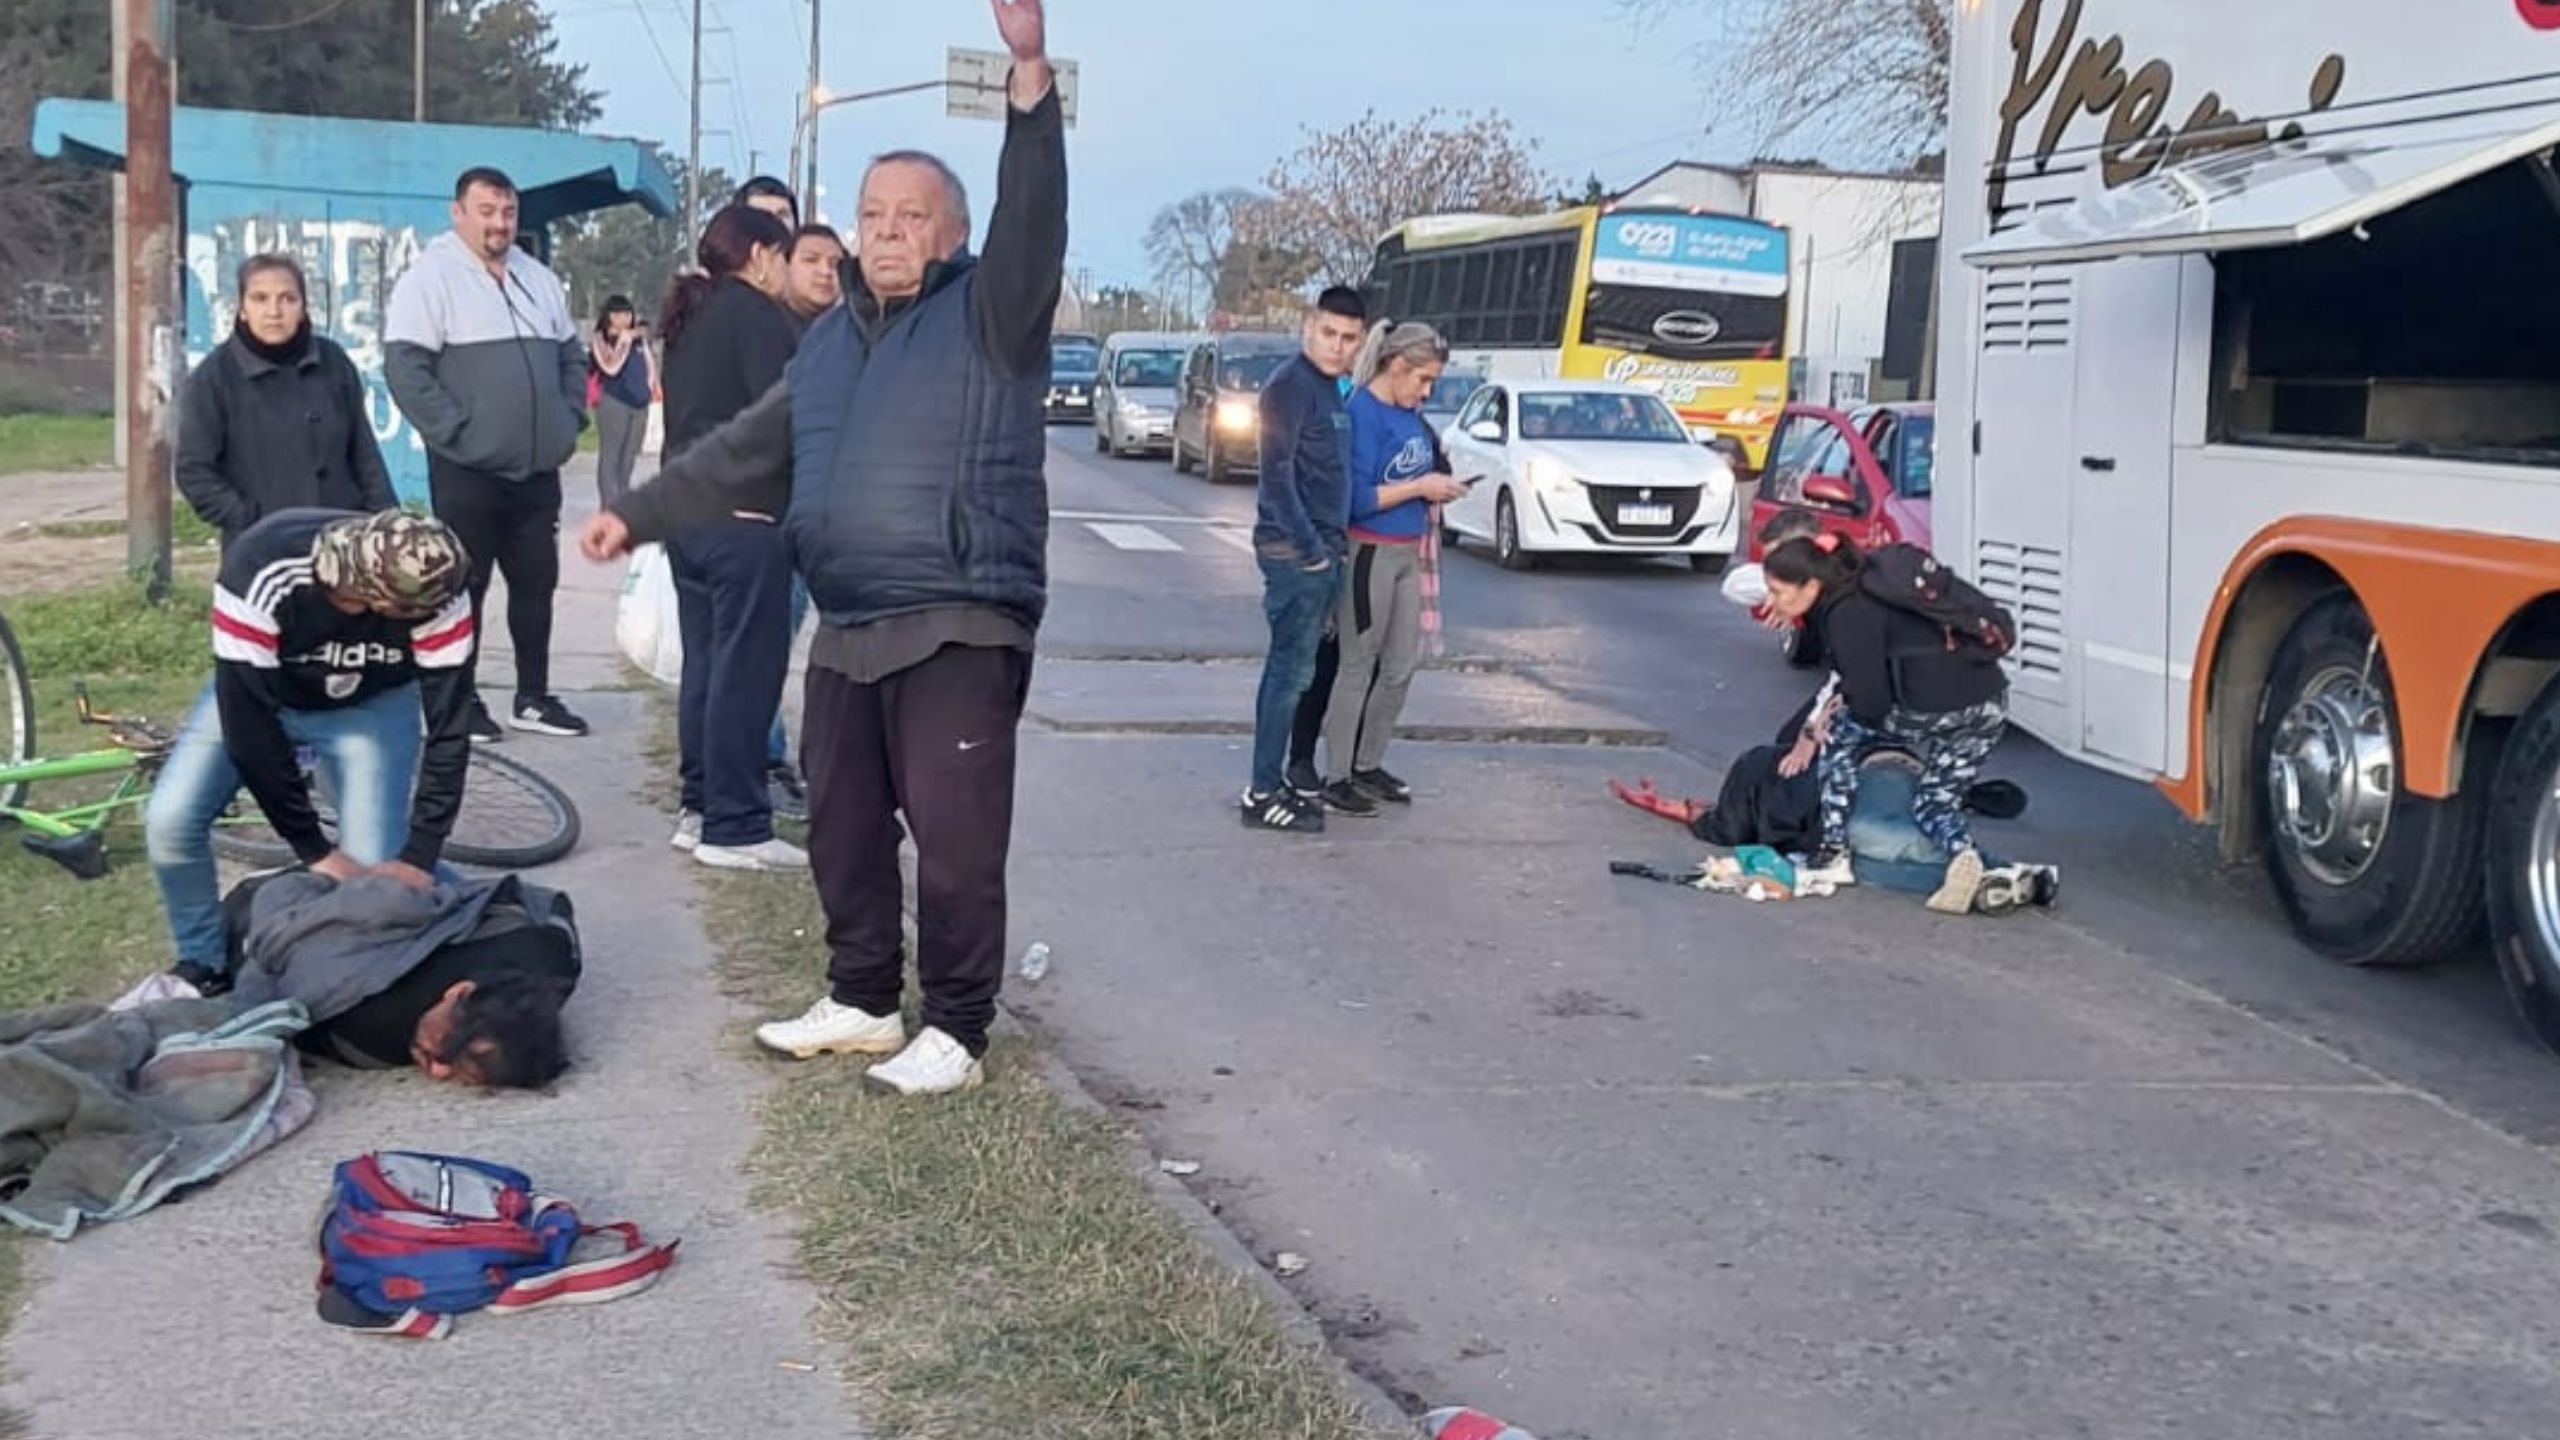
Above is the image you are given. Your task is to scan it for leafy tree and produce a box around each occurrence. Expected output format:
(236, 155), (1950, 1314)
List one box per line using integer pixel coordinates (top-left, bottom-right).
(1246, 109), (1554, 286)
(1554, 172), (1610, 207)
(554, 150), (734, 327)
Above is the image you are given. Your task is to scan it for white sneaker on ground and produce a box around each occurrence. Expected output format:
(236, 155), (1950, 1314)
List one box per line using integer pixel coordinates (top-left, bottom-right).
(753, 996), (906, 1059)
(670, 811), (701, 852)
(1928, 846), (1988, 915)
(865, 1026), (984, 1097)
(1797, 853), (1857, 891)
(695, 836), (810, 872)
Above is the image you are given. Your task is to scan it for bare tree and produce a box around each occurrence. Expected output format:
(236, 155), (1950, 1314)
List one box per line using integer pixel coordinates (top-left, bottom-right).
(1248, 109), (1554, 286)
(1626, 0), (1952, 167)
(1143, 188), (1256, 312)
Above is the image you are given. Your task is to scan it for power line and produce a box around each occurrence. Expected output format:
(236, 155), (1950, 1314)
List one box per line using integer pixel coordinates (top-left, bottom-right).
(621, 0), (688, 104)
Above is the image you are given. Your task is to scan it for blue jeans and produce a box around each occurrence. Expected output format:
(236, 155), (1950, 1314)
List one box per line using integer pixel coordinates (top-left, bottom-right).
(768, 575), (809, 768)
(1252, 556), (1341, 793)
(145, 680), (423, 971)
(671, 517), (794, 847)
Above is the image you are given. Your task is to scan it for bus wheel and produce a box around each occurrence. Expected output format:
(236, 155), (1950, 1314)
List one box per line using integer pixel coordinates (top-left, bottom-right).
(2487, 681), (2560, 1053)
(2254, 595), (2484, 966)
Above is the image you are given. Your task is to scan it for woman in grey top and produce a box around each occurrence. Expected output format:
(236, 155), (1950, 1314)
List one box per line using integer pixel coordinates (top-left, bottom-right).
(588, 294), (652, 509)
(176, 254), (395, 544)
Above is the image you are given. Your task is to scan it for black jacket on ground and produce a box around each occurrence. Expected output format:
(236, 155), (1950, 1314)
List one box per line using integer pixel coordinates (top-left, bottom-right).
(178, 333), (395, 542)
(1809, 587), (2008, 724)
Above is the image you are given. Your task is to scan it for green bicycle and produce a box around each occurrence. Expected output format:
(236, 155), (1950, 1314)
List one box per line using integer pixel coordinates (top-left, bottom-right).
(0, 607), (581, 879)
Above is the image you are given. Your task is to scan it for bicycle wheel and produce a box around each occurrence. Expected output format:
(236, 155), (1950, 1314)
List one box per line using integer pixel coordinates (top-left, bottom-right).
(210, 746), (582, 871)
(0, 610), (33, 811)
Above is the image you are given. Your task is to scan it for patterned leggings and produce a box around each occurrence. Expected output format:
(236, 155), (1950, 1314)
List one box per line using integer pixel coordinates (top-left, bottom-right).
(1817, 699), (2008, 858)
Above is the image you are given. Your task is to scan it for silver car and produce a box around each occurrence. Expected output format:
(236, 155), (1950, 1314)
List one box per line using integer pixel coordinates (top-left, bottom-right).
(1093, 331), (1199, 458)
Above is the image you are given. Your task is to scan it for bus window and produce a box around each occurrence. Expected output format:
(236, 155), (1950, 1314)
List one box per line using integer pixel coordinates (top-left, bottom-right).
(1487, 248), (1521, 344)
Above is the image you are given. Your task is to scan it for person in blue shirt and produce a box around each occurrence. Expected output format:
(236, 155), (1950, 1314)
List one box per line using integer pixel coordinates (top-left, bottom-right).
(1313, 322), (1469, 817)
(1242, 286), (1367, 833)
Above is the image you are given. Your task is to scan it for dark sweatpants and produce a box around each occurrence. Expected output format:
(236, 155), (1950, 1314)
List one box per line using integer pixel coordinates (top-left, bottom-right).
(1288, 632), (1340, 774)
(427, 455), (560, 704)
(670, 517), (792, 847)
(803, 645), (1032, 1056)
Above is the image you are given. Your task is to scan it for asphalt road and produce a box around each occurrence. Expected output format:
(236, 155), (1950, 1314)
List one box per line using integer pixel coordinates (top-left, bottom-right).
(1015, 424), (2560, 1439)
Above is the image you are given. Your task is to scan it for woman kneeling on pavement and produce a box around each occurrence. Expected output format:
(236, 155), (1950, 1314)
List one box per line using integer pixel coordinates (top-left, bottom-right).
(658, 203), (807, 872)
(1316, 321), (1471, 817)
(1760, 533), (2009, 911)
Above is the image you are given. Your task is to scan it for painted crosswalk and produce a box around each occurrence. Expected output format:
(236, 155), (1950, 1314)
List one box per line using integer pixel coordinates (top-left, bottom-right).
(1072, 512), (1256, 558)
(1083, 521), (1186, 552)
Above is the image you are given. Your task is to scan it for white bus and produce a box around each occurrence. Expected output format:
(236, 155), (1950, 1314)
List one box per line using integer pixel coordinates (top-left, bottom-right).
(1937, 0), (2560, 1046)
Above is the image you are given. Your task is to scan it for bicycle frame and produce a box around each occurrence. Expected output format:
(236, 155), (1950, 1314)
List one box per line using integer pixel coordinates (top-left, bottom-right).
(0, 747), (148, 839)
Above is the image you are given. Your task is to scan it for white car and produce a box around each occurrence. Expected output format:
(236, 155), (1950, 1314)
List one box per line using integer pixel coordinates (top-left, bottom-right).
(1438, 381), (1739, 573)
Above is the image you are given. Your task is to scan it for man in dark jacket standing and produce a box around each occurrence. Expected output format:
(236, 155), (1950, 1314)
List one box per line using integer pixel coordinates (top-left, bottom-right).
(580, 0), (1061, 1098)
(385, 166), (591, 743)
(1242, 286), (1367, 834)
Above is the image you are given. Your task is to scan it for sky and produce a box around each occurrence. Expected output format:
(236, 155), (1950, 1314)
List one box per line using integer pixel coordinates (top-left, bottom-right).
(542, 0), (1737, 291)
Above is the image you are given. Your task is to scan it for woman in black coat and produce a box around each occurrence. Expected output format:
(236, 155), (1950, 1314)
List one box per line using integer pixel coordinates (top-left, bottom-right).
(177, 254), (395, 544)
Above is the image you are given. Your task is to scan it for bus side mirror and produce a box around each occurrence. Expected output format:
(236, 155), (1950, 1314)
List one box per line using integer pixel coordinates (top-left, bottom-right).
(1804, 474), (1858, 508)
(1467, 420), (1505, 444)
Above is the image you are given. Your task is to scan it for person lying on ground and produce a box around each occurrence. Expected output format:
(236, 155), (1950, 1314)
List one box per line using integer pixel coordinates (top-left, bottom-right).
(1762, 532), (2011, 911)
(218, 868), (578, 1089)
(147, 509), (476, 995)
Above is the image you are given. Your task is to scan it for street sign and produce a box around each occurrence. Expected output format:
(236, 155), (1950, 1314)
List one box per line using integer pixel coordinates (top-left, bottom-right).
(945, 47), (1077, 127)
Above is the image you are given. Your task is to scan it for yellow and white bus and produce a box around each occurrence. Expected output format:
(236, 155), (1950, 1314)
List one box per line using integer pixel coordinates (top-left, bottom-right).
(1939, 0), (2560, 1046)
(1363, 206), (1793, 468)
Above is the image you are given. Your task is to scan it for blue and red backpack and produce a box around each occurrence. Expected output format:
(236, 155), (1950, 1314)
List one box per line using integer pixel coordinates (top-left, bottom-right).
(317, 1151), (679, 1340)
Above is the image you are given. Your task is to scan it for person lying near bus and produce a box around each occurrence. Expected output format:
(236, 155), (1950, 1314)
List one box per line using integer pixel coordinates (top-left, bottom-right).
(145, 509), (477, 994)
(218, 867), (578, 1089)
(1760, 531), (2011, 912)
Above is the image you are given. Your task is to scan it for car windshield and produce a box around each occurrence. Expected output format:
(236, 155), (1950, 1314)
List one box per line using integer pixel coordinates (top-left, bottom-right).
(1894, 415), (1936, 497)
(1051, 343), (1100, 379)
(1424, 374), (1484, 416)
(1216, 351), (1290, 392)
(1112, 350), (1182, 388)
(1514, 391), (1690, 442)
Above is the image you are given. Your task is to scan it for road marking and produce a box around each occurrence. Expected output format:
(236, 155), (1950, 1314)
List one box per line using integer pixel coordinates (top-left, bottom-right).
(1204, 527), (1257, 553)
(1054, 508), (1237, 527)
(1085, 521), (1185, 553)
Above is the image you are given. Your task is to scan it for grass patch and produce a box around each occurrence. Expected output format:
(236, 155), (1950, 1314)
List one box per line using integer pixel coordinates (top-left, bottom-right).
(0, 414), (113, 475)
(0, 578), (214, 1370)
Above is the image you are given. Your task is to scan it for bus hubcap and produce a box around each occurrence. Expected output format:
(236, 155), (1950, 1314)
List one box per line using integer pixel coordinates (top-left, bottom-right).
(2527, 772), (2560, 970)
(2268, 667), (2395, 886)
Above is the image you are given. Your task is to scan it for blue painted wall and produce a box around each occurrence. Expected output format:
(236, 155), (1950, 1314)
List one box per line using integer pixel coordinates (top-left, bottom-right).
(32, 100), (674, 504)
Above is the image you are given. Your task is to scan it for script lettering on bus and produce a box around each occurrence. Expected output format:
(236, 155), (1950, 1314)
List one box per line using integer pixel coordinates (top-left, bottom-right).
(1989, 0), (2347, 216)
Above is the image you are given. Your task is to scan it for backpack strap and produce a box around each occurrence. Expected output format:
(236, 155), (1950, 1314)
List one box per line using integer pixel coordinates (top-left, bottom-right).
(484, 1222), (680, 1315)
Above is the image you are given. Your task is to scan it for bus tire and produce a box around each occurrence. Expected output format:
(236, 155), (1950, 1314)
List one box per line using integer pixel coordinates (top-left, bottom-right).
(2486, 680), (2560, 1053)
(2254, 595), (2484, 966)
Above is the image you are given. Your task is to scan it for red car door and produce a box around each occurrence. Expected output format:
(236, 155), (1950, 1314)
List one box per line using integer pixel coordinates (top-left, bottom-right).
(1747, 407), (1890, 558)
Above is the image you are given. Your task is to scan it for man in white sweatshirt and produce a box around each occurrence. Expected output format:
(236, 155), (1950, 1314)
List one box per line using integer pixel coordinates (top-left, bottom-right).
(384, 166), (590, 742)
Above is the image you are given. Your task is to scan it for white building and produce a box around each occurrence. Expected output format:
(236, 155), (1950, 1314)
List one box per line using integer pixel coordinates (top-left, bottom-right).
(1615, 161), (1942, 399)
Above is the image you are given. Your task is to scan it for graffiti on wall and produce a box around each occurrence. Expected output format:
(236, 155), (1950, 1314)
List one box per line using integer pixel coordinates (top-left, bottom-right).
(185, 212), (435, 500)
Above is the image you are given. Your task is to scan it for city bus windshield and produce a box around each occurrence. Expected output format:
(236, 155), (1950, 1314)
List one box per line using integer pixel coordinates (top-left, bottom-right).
(1580, 213), (1790, 363)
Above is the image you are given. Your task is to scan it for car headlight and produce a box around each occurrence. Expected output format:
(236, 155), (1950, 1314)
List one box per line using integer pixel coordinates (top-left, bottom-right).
(1118, 398), (1149, 417)
(1524, 458), (1578, 499)
(1215, 399), (1256, 432)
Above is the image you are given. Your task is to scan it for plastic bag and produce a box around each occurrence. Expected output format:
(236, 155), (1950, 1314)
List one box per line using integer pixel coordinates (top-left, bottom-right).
(640, 398), (665, 457)
(614, 543), (684, 687)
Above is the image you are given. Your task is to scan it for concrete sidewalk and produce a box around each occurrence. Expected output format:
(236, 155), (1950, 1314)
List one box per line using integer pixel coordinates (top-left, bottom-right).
(2, 463), (860, 1438)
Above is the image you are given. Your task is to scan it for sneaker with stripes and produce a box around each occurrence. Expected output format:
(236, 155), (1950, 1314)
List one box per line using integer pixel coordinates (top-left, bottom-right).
(1241, 788), (1325, 833)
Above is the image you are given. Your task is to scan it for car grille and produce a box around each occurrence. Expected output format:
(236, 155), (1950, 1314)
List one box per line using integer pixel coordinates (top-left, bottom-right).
(1585, 483), (1702, 539)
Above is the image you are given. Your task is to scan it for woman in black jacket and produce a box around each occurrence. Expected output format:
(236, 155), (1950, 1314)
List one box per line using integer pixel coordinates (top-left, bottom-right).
(1763, 533), (2008, 910)
(177, 254), (395, 544)
(657, 204), (804, 872)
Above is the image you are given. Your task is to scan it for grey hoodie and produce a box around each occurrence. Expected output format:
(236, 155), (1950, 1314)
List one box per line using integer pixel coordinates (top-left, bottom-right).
(384, 230), (586, 481)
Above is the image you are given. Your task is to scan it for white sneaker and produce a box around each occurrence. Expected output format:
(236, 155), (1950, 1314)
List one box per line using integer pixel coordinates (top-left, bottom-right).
(1928, 846), (1988, 915)
(753, 996), (906, 1059)
(670, 811), (702, 852)
(1798, 853), (1857, 891)
(865, 1026), (984, 1097)
(695, 836), (810, 872)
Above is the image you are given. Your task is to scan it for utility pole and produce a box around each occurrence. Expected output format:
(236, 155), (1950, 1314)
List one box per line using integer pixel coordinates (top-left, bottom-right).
(801, 0), (822, 200)
(117, 0), (177, 599)
(683, 0), (703, 241)
(413, 0), (427, 121)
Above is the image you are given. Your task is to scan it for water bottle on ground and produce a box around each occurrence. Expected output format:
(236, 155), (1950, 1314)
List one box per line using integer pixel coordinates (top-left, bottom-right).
(1016, 942), (1051, 984)
(1422, 1407), (1538, 1440)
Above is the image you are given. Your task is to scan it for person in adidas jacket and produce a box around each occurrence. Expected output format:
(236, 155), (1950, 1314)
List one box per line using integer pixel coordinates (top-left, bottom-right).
(1761, 533), (2008, 910)
(145, 510), (477, 990)
(384, 166), (589, 741)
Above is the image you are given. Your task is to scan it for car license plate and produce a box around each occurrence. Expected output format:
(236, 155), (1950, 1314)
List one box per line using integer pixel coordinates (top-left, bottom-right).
(1617, 503), (1675, 526)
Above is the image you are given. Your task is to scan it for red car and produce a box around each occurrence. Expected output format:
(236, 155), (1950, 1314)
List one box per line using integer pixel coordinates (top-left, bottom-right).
(1746, 402), (1935, 559)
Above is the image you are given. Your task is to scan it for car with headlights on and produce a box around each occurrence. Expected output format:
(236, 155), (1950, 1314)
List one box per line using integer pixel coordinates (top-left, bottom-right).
(1438, 381), (1739, 573)
(1093, 331), (1197, 457)
(1046, 332), (1101, 424)
(1169, 331), (1296, 483)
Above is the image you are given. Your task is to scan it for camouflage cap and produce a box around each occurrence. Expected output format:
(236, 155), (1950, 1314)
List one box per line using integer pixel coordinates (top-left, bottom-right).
(312, 511), (470, 614)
